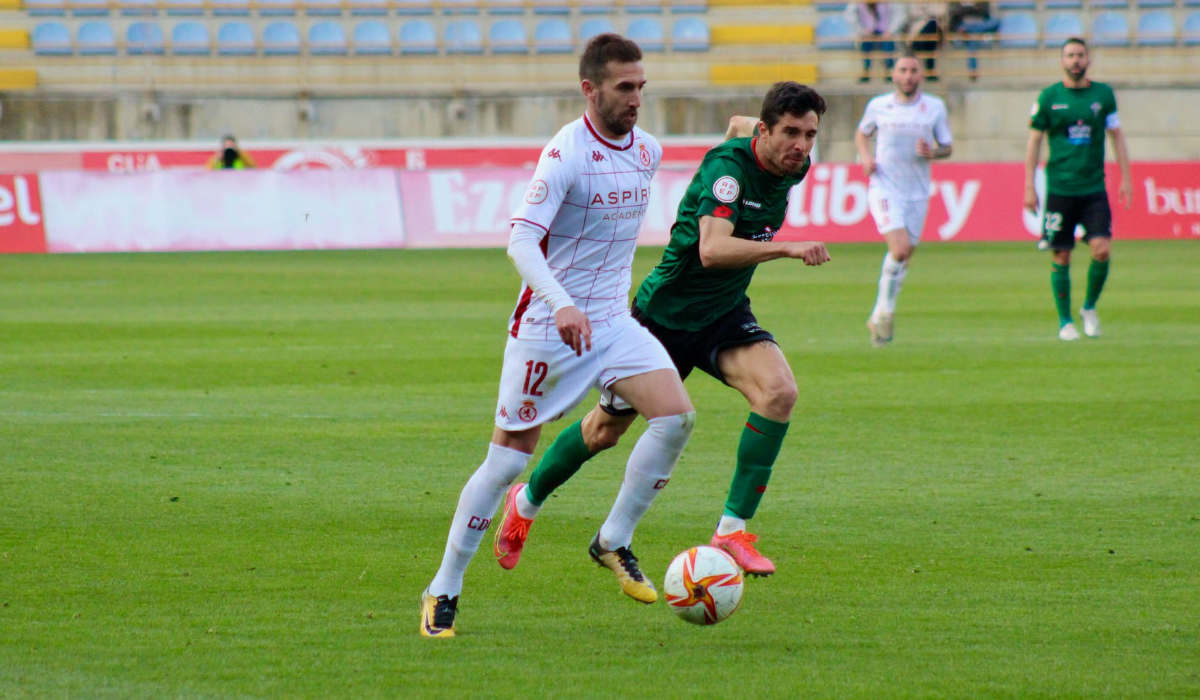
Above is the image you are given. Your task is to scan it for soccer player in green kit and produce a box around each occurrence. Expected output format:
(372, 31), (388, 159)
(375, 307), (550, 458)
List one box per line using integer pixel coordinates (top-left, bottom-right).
(492, 82), (831, 577)
(1025, 37), (1132, 341)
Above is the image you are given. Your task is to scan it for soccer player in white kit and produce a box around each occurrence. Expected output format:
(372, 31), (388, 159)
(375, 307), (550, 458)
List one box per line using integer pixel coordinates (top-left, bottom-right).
(420, 34), (695, 638)
(855, 53), (953, 347)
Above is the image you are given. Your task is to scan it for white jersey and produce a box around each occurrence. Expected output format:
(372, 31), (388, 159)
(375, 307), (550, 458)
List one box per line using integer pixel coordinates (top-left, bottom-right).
(858, 92), (952, 200)
(508, 114), (662, 341)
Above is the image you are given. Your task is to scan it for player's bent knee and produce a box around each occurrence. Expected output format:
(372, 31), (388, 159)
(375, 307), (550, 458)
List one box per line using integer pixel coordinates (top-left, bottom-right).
(649, 411), (695, 452)
(760, 380), (797, 418)
(588, 422), (629, 452)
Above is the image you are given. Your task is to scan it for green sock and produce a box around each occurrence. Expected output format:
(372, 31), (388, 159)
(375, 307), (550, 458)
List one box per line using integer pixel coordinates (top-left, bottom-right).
(526, 420), (592, 506)
(1051, 262), (1072, 326)
(1083, 258), (1109, 310)
(724, 412), (789, 519)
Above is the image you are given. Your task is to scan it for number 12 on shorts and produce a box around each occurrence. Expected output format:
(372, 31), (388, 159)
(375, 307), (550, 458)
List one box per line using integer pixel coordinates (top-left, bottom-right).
(523, 360), (547, 396)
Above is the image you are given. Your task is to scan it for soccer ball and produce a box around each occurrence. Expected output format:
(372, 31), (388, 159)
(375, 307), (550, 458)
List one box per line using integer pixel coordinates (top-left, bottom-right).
(663, 545), (744, 625)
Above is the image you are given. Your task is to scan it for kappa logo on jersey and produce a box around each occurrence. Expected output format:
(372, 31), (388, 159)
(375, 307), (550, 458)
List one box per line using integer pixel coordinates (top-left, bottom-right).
(712, 205), (734, 219)
(713, 175), (740, 203)
(525, 178), (549, 204)
(638, 143), (651, 167)
(547, 148), (562, 161)
(517, 400), (538, 423)
(1052, 103), (1068, 110)
(592, 151), (605, 162)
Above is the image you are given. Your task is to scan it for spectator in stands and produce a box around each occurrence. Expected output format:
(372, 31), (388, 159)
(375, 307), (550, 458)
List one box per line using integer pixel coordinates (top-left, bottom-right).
(904, 3), (945, 81)
(949, 2), (999, 81)
(207, 134), (256, 170)
(847, 3), (908, 83)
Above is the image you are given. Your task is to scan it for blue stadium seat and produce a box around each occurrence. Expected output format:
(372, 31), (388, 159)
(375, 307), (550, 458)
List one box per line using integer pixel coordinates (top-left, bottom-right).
(531, 1), (571, 14)
(77, 21), (117, 54)
(394, 0), (434, 14)
(348, 0), (386, 15)
(171, 20), (209, 54)
(164, 0), (204, 16)
(399, 19), (437, 54)
(1043, 12), (1084, 45)
(487, 0), (525, 15)
(258, 0), (298, 14)
(26, 0), (67, 17)
(1091, 11), (1130, 44)
(126, 20), (165, 53)
(670, 0), (707, 12)
(625, 0), (664, 13)
(1044, 0), (1082, 7)
(1136, 0), (1175, 7)
(304, 0), (343, 16)
(309, 21), (347, 53)
(995, 0), (1036, 8)
(1185, 0), (1200, 7)
(671, 16), (709, 50)
(120, 0), (157, 17)
(32, 21), (72, 54)
(262, 21), (300, 54)
(211, 0), (251, 16)
(441, 0), (481, 14)
(814, 14), (855, 49)
(815, 2), (847, 10)
(579, 17), (616, 42)
(72, 0), (110, 16)
(579, 0), (613, 12)
(352, 20), (390, 54)
(1182, 10), (1200, 43)
(627, 17), (664, 50)
(533, 18), (571, 52)
(997, 11), (1038, 46)
(444, 19), (483, 53)
(489, 18), (528, 53)
(1088, 0), (1128, 8)
(1135, 9), (1176, 44)
(216, 20), (256, 55)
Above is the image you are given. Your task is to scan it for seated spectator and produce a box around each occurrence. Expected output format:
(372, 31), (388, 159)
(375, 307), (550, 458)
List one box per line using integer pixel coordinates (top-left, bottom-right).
(905, 3), (945, 81)
(949, 1), (999, 81)
(207, 134), (256, 170)
(847, 3), (908, 83)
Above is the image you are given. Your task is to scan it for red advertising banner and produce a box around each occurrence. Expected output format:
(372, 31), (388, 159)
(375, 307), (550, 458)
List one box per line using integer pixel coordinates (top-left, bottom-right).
(0, 174), (47, 254)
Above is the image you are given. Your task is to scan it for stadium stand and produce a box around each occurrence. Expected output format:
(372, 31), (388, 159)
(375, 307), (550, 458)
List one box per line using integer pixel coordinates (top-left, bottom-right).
(998, 11), (1039, 46)
(73, 0), (110, 17)
(352, 19), (390, 53)
(262, 20), (301, 54)
(1043, 11), (1084, 44)
(309, 20), (348, 53)
(398, 18), (436, 53)
(121, 0), (158, 16)
(77, 20), (116, 54)
(165, 0), (205, 16)
(0, 27), (29, 48)
(216, 20), (255, 54)
(1091, 10), (1130, 45)
(32, 21), (70, 54)
(531, 1), (570, 14)
(489, 17), (527, 52)
(26, 0), (65, 17)
(533, 16), (571, 52)
(171, 19), (210, 53)
(211, 0), (251, 16)
(578, 16), (616, 41)
(814, 14), (855, 49)
(441, 0), (482, 15)
(258, 0), (298, 16)
(1090, 0), (1129, 8)
(349, 0), (388, 16)
(996, 0), (1037, 9)
(627, 16), (664, 50)
(305, 0), (344, 16)
(487, 0), (525, 15)
(443, 18), (483, 53)
(1184, 9), (1200, 43)
(1135, 9), (1176, 44)
(126, 20), (165, 53)
(1137, 0), (1175, 7)
(671, 15), (709, 50)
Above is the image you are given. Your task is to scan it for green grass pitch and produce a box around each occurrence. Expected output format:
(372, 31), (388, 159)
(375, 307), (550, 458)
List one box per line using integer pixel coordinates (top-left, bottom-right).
(1, 241), (1197, 698)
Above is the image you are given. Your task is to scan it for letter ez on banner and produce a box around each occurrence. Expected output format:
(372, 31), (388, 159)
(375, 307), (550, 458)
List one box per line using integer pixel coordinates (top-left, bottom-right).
(0, 174), (47, 253)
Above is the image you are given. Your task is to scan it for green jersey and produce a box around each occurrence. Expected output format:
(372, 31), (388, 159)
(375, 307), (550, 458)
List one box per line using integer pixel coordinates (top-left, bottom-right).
(633, 137), (808, 331)
(1030, 81), (1118, 196)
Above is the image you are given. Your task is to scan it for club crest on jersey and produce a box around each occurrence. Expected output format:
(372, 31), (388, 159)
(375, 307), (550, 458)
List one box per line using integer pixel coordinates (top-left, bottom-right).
(1090, 102), (1101, 116)
(639, 143), (651, 167)
(525, 179), (548, 204)
(518, 400), (538, 423)
(713, 175), (740, 203)
(592, 151), (605, 162)
(547, 148), (562, 161)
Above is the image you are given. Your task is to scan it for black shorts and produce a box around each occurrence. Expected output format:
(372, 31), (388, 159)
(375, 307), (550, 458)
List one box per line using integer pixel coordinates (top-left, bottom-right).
(1043, 191), (1112, 251)
(632, 299), (776, 386)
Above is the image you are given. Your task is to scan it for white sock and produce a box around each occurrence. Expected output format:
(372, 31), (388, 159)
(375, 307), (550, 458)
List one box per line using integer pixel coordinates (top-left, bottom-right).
(428, 443), (530, 598)
(715, 515), (747, 536)
(872, 253), (908, 319)
(515, 483), (540, 520)
(598, 412), (694, 550)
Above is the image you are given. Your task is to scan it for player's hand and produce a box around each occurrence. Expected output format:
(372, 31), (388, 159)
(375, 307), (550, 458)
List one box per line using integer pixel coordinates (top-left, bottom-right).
(1119, 176), (1133, 209)
(787, 241), (831, 266)
(1023, 185), (1040, 215)
(861, 156), (876, 178)
(916, 139), (934, 160)
(554, 306), (592, 356)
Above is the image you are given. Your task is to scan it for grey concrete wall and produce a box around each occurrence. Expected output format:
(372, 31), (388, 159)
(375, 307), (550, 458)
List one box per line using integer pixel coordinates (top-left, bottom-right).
(2, 86), (1197, 161)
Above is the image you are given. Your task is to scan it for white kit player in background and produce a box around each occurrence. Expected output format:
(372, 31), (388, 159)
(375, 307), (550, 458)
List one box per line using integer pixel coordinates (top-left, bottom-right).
(855, 53), (954, 347)
(420, 34), (695, 639)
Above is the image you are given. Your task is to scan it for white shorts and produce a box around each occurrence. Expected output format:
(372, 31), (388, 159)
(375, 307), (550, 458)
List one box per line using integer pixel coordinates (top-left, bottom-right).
(493, 314), (675, 431)
(869, 187), (930, 246)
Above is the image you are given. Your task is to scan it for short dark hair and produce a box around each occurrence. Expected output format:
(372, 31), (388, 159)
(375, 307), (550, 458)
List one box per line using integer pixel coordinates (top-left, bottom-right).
(759, 82), (827, 130)
(579, 33), (643, 85)
(1062, 36), (1088, 51)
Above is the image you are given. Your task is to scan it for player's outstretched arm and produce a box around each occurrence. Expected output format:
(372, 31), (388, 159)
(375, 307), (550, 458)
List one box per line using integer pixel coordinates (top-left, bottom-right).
(1023, 129), (1045, 215)
(698, 216), (830, 269)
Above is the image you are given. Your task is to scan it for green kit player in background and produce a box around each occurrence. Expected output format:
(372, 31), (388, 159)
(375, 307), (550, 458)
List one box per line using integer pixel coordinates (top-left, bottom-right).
(492, 82), (831, 577)
(1024, 37), (1132, 341)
